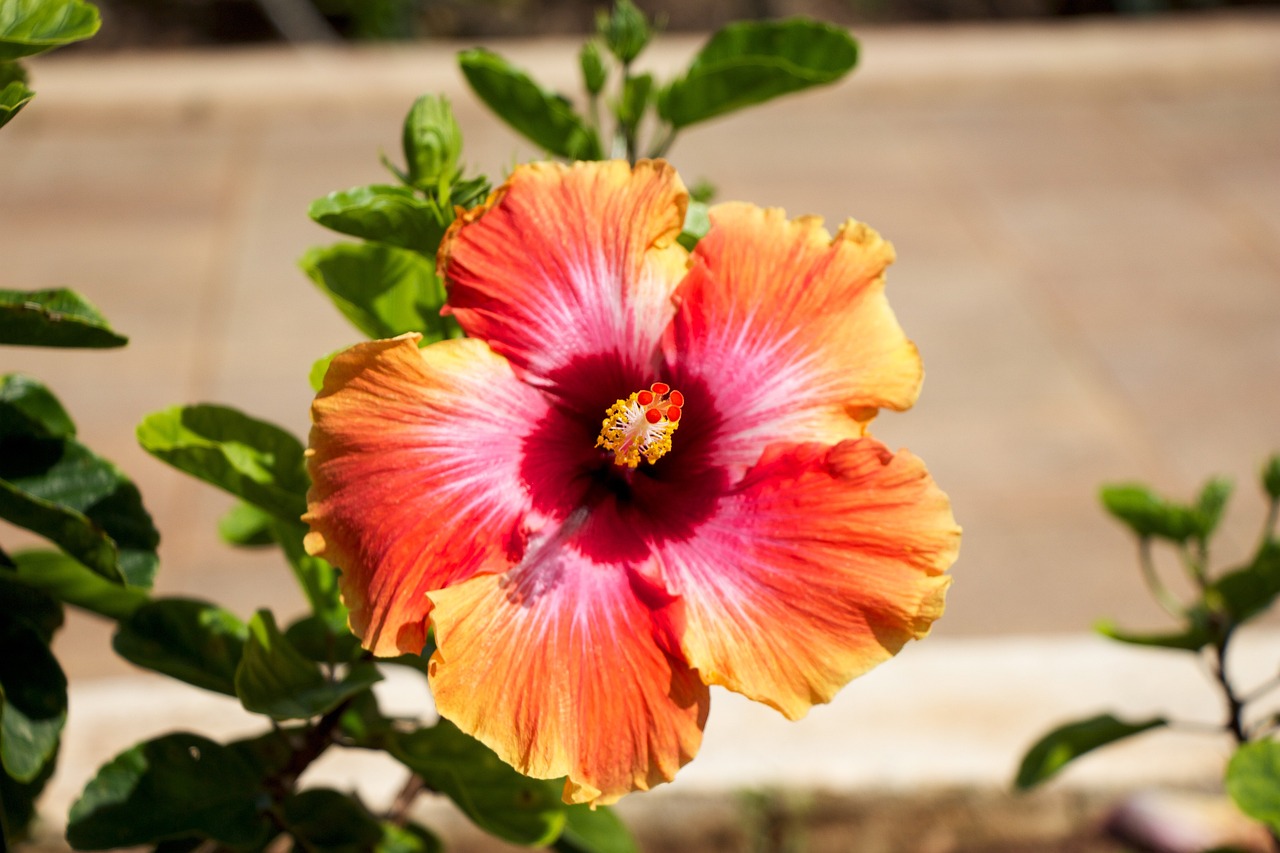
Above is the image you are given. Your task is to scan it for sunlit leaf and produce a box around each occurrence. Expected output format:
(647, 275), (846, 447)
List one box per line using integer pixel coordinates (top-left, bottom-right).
(459, 48), (602, 160)
(677, 200), (710, 252)
(217, 501), (274, 547)
(1094, 618), (1211, 652)
(4, 549), (147, 620)
(113, 598), (247, 696)
(388, 720), (565, 846)
(309, 184), (448, 253)
(1227, 740), (1280, 833)
(0, 78), (33, 129)
(554, 803), (638, 853)
(658, 19), (857, 130)
(1014, 714), (1165, 789)
(137, 404), (308, 522)
(0, 288), (126, 348)
(300, 242), (460, 342)
(0, 0), (100, 61)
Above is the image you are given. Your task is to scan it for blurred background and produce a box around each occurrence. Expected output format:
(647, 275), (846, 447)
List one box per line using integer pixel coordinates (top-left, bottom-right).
(4, 0), (1280, 849)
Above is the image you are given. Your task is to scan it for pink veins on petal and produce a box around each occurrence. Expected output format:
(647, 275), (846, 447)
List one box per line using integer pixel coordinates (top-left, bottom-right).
(304, 158), (960, 805)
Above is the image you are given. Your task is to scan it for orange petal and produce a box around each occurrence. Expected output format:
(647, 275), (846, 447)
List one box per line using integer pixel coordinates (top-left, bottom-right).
(652, 438), (959, 720)
(427, 539), (709, 805)
(668, 204), (922, 471)
(440, 160), (689, 394)
(305, 335), (548, 656)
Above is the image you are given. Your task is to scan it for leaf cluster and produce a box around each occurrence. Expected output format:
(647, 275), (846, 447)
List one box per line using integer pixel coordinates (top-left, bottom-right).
(1014, 455), (1280, 845)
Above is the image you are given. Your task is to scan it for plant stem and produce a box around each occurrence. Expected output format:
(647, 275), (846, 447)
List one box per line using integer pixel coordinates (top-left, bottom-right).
(386, 773), (427, 827)
(1209, 627), (1246, 744)
(1139, 537), (1184, 619)
(647, 124), (676, 159)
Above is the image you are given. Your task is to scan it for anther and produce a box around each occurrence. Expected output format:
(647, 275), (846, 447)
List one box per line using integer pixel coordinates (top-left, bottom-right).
(594, 383), (685, 467)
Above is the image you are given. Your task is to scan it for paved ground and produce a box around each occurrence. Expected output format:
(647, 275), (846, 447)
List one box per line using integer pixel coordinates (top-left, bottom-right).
(4, 11), (1280, 847)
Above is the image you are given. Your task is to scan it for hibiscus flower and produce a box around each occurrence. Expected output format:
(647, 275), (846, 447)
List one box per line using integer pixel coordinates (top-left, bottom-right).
(304, 159), (959, 805)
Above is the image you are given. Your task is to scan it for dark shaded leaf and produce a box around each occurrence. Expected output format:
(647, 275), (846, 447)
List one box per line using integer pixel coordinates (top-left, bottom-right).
(1015, 714), (1165, 790)
(658, 19), (857, 130)
(66, 732), (273, 850)
(0, 0), (100, 60)
(3, 549), (147, 620)
(1, 740), (56, 843)
(1227, 740), (1280, 833)
(300, 242), (460, 342)
(615, 72), (652, 129)
(217, 501), (275, 547)
(554, 803), (638, 853)
(0, 374), (75, 440)
(1207, 541), (1280, 625)
(285, 614), (361, 665)
(308, 185), (448, 253)
(459, 48), (602, 159)
(388, 719), (564, 845)
(0, 571), (62, 642)
(282, 788), (383, 853)
(235, 609), (380, 720)
(0, 288), (126, 348)
(0, 610), (66, 783)
(0, 432), (159, 587)
(1100, 484), (1198, 542)
(137, 404), (308, 522)
(0, 78), (33, 129)
(113, 598), (247, 696)
(1263, 454), (1280, 501)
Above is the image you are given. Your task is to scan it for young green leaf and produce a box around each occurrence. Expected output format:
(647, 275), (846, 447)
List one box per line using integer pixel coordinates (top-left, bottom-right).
(579, 41), (608, 96)
(136, 404), (308, 522)
(1093, 618), (1212, 653)
(217, 500), (275, 547)
(677, 200), (711, 252)
(0, 433), (159, 587)
(300, 242), (461, 342)
(388, 720), (566, 846)
(308, 184), (449, 253)
(66, 732), (274, 850)
(1194, 476), (1233, 541)
(0, 78), (34, 129)
(402, 94), (462, 189)
(658, 19), (858, 130)
(0, 0), (100, 61)
(234, 609), (380, 720)
(1099, 483), (1199, 542)
(4, 549), (148, 620)
(112, 598), (248, 696)
(282, 789), (384, 853)
(309, 347), (341, 392)
(1226, 740), (1280, 833)
(1014, 713), (1166, 789)
(0, 288), (127, 348)
(459, 48), (603, 160)
(378, 821), (443, 853)
(554, 803), (638, 853)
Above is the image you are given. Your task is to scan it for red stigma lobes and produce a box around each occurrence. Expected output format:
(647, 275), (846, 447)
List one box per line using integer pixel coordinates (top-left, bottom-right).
(596, 382), (684, 467)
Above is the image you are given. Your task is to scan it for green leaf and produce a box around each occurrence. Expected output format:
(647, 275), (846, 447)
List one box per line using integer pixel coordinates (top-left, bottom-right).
(234, 610), (380, 720)
(0, 61), (29, 87)
(0, 374), (75, 440)
(136, 404), (308, 522)
(271, 518), (346, 630)
(554, 804), (638, 853)
(285, 614), (362, 665)
(1100, 483), (1199, 542)
(1, 741), (56, 843)
(658, 19), (858, 130)
(595, 0), (650, 65)
(1206, 541), (1280, 625)
(0, 431), (159, 587)
(615, 72), (652, 129)
(1194, 476), (1233, 540)
(0, 0), (100, 61)
(66, 732), (274, 850)
(458, 48), (602, 160)
(677, 200), (710, 252)
(378, 822), (442, 853)
(309, 348), (342, 392)
(308, 184), (448, 253)
(0, 570), (62, 642)
(4, 549), (148, 620)
(1094, 618), (1212, 652)
(579, 41), (608, 96)
(401, 94), (462, 189)
(217, 500), (275, 547)
(0, 78), (33, 129)
(1227, 740), (1280, 833)
(282, 789), (383, 853)
(300, 242), (460, 342)
(388, 720), (565, 846)
(1014, 714), (1166, 790)
(0, 610), (66, 783)
(112, 598), (247, 696)
(1263, 454), (1280, 502)
(0, 288), (126, 348)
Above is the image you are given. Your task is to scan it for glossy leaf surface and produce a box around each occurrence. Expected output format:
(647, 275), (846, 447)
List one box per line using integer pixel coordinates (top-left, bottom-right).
(309, 185), (448, 252)
(0, 0), (100, 61)
(0, 288), (126, 348)
(113, 598), (247, 696)
(1015, 714), (1166, 789)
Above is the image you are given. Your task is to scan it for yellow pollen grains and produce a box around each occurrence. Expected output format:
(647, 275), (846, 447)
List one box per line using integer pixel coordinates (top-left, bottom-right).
(595, 382), (685, 468)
